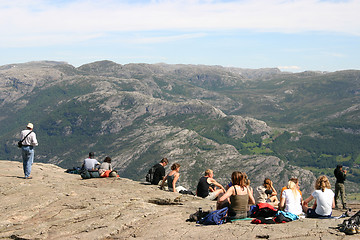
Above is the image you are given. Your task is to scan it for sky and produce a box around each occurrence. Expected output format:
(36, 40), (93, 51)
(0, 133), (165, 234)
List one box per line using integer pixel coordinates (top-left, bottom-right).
(1, 0), (360, 72)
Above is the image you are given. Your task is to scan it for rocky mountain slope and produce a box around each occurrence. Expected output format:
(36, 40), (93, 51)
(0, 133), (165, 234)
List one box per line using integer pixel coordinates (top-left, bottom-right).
(0, 61), (359, 194)
(1, 161), (359, 240)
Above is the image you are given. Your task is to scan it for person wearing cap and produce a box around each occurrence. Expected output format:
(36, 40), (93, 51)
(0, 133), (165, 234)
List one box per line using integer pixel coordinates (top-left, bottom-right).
(20, 123), (38, 179)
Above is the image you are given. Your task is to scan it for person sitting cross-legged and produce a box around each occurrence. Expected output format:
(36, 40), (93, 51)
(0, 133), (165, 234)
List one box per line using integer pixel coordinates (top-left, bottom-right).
(196, 169), (225, 200)
(218, 171), (255, 219)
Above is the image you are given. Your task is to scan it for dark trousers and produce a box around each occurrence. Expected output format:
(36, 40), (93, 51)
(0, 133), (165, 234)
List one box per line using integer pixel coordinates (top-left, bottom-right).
(334, 182), (346, 207)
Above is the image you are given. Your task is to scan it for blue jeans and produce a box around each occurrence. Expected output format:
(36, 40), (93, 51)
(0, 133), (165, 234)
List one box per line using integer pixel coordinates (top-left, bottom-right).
(22, 146), (34, 178)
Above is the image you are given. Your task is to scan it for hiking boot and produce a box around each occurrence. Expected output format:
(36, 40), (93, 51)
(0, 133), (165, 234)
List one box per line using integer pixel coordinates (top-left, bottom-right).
(344, 225), (357, 235)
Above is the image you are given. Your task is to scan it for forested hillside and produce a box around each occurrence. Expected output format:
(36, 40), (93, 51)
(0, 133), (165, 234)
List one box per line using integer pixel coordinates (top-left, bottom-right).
(0, 61), (359, 193)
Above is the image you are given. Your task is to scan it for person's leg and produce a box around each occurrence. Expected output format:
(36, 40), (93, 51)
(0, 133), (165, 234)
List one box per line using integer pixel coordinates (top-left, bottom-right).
(339, 183), (346, 209)
(334, 183), (340, 208)
(22, 148), (29, 177)
(21, 148), (28, 177)
(306, 208), (321, 218)
(269, 195), (279, 205)
(206, 189), (223, 201)
(23, 147), (34, 178)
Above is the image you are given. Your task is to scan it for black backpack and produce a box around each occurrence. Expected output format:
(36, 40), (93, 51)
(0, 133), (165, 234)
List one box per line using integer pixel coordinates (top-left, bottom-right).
(146, 165), (157, 183)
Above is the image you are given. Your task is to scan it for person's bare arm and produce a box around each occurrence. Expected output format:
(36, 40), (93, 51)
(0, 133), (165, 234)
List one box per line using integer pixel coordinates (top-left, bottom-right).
(279, 195), (286, 208)
(303, 195), (313, 207)
(270, 181), (277, 196)
(219, 187), (234, 202)
(247, 187), (256, 205)
(208, 178), (225, 192)
(160, 175), (168, 189)
(172, 173), (179, 193)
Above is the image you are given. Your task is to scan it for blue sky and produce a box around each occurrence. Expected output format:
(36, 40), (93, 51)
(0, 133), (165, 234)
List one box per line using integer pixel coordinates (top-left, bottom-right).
(1, 0), (359, 72)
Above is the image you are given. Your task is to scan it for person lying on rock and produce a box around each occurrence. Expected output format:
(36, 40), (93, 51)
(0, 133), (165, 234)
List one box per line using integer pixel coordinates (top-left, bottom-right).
(196, 169), (225, 200)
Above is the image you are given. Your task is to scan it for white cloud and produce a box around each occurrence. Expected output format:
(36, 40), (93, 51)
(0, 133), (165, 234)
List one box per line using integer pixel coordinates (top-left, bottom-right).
(1, 0), (360, 47)
(278, 65), (301, 71)
(129, 33), (208, 44)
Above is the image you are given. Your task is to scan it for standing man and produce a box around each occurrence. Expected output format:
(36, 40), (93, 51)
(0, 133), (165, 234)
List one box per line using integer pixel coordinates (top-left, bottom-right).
(196, 169), (225, 200)
(334, 164), (347, 209)
(151, 158), (169, 185)
(20, 123), (38, 179)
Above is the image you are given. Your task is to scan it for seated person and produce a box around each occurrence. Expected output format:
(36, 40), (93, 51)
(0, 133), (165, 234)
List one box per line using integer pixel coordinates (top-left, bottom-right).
(279, 181), (303, 215)
(99, 156), (113, 175)
(302, 175), (335, 218)
(196, 169), (225, 200)
(280, 177), (302, 204)
(151, 158), (169, 185)
(161, 163), (187, 193)
(255, 178), (279, 208)
(82, 152), (100, 171)
(219, 171), (255, 219)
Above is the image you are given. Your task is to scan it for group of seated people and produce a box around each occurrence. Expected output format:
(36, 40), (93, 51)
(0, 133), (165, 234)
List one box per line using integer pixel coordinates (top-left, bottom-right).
(82, 152), (117, 177)
(152, 158), (335, 219)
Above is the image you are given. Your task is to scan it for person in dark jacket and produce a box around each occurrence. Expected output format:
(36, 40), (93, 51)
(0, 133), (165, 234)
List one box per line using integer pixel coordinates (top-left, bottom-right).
(196, 169), (225, 200)
(334, 164), (347, 209)
(151, 158), (169, 185)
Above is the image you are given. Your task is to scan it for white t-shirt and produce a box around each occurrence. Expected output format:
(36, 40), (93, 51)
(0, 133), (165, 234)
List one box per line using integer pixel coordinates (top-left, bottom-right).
(83, 158), (100, 170)
(282, 189), (303, 215)
(312, 188), (334, 216)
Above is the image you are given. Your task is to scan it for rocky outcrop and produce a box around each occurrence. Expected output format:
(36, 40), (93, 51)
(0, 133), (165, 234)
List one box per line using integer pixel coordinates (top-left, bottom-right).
(1, 161), (358, 240)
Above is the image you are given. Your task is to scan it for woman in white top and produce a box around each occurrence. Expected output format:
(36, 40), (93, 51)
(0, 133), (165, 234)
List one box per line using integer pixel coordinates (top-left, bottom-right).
(279, 181), (303, 215)
(302, 175), (335, 218)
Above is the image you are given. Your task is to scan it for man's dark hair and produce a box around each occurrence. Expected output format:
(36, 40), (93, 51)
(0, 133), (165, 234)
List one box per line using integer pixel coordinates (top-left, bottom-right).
(89, 152), (95, 158)
(161, 158), (168, 164)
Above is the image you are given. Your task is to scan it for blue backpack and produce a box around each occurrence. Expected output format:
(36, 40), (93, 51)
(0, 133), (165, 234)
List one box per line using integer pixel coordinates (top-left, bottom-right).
(198, 207), (228, 225)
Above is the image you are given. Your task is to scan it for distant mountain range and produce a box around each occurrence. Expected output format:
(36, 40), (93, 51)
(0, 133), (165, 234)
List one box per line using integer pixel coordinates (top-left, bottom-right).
(1, 60), (359, 194)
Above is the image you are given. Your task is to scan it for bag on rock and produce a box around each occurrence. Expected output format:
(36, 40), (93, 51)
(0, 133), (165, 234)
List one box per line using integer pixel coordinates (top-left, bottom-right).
(80, 169), (91, 179)
(198, 207), (228, 225)
(146, 166), (156, 182)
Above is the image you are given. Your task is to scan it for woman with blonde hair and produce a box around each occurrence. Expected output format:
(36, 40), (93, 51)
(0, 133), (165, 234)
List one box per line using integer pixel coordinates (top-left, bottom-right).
(302, 175), (335, 218)
(219, 171), (255, 219)
(279, 181), (303, 215)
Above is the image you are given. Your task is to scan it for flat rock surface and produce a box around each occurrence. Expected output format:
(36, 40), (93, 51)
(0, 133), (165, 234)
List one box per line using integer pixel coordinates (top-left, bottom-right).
(0, 160), (359, 240)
